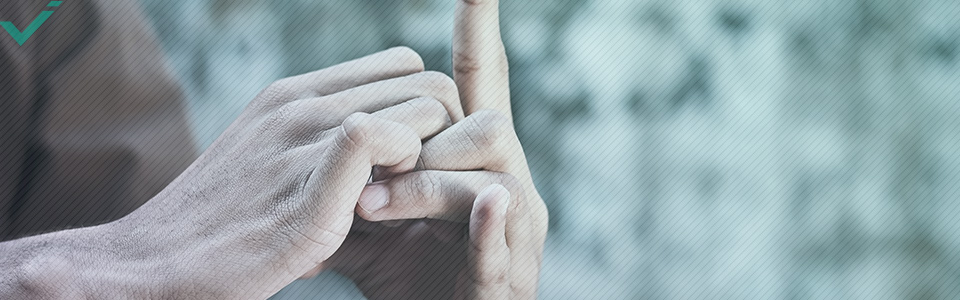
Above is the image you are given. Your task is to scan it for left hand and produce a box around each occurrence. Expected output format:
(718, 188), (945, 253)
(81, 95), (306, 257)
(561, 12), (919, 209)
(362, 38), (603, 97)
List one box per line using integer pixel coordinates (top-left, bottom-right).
(316, 0), (548, 298)
(338, 110), (547, 299)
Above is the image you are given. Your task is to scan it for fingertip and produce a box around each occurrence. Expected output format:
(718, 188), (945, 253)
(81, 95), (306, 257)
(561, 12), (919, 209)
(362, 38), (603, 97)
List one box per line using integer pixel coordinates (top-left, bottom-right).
(340, 113), (422, 171)
(343, 111), (372, 125)
(471, 184), (510, 234)
(466, 183), (512, 298)
(358, 184), (390, 216)
(385, 46), (425, 72)
(477, 184), (510, 217)
(340, 112), (371, 147)
(408, 96), (454, 131)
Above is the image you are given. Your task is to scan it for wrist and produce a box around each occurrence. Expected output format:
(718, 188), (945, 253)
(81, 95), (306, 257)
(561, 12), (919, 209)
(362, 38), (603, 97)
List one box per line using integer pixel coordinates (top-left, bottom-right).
(82, 222), (173, 298)
(5, 223), (169, 299)
(98, 211), (246, 299)
(1, 235), (84, 299)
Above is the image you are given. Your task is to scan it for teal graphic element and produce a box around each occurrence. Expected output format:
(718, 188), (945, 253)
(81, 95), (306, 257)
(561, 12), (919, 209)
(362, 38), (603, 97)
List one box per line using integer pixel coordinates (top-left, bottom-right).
(1, 1), (61, 46)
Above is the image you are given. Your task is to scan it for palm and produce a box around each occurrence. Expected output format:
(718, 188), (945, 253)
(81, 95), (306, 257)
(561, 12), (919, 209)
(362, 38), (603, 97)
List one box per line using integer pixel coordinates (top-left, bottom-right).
(329, 219), (469, 299)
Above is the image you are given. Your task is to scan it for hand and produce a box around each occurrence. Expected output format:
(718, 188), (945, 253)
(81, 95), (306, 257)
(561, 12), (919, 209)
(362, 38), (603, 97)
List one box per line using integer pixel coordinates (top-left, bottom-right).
(101, 47), (466, 298)
(323, 0), (548, 298)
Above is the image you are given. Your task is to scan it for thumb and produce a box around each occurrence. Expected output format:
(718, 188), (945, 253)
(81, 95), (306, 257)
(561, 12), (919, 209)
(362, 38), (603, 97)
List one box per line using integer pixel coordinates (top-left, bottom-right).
(301, 112), (422, 235)
(459, 184), (512, 299)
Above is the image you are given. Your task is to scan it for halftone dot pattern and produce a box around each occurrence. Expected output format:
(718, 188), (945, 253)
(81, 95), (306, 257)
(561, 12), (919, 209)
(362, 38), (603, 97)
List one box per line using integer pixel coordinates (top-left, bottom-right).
(1, 0), (958, 298)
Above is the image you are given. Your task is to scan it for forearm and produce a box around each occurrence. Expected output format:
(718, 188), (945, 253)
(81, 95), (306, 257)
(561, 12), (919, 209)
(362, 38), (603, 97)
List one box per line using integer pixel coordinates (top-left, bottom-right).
(0, 224), (163, 299)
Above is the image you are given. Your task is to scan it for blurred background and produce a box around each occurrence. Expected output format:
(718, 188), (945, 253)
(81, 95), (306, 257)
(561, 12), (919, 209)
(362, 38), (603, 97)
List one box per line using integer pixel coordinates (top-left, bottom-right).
(138, 0), (960, 298)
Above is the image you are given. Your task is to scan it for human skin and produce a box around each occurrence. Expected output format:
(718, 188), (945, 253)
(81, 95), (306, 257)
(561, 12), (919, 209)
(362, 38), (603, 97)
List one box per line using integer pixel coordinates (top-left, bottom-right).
(0, 0), (545, 298)
(324, 0), (548, 298)
(0, 46), (471, 298)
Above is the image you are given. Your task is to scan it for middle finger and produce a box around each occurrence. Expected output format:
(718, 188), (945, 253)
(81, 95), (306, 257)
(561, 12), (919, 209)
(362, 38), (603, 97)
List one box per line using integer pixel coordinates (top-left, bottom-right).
(356, 170), (525, 222)
(286, 71), (466, 130)
(418, 110), (530, 180)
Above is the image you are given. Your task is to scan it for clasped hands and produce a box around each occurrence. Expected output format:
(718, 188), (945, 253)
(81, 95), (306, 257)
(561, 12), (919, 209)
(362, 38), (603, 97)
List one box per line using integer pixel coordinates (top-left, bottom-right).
(110, 0), (546, 299)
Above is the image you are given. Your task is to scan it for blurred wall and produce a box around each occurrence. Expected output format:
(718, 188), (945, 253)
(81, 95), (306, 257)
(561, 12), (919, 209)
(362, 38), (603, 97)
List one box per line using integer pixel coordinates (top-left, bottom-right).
(139, 0), (960, 298)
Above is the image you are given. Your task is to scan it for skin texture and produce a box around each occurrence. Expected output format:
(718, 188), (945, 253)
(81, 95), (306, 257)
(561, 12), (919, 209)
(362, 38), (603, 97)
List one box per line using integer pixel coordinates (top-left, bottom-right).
(0, 47), (453, 298)
(326, 0), (549, 298)
(0, 0), (546, 299)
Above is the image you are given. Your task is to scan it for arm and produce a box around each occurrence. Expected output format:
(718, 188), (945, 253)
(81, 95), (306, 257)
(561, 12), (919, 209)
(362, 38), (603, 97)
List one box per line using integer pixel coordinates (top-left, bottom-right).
(0, 225), (153, 298)
(334, 0), (549, 298)
(0, 47), (464, 299)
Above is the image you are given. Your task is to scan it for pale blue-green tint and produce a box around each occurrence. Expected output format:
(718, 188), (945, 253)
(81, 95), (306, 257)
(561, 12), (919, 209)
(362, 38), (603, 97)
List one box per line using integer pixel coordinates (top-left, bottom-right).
(140, 0), (960, 298)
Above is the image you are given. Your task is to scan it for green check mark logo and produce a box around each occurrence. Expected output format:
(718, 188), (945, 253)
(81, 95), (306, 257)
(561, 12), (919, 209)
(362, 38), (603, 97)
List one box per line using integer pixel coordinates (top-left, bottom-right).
(1, 1), (62, 46)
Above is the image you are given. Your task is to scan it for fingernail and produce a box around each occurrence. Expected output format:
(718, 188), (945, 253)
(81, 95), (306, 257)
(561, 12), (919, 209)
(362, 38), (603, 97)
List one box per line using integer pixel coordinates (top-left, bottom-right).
(359, 184), (389, 212)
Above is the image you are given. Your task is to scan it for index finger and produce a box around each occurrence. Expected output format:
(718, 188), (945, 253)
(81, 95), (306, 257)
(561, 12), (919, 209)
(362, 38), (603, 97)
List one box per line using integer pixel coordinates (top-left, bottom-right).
(453, 0), (513, 120)
(267, 47), (425, 104)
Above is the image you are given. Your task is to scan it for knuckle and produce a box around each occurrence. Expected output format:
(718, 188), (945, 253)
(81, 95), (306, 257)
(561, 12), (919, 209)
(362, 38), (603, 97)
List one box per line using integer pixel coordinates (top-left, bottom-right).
(408, 172), (443, 212)
(454, 37), (509, 76)
(410, 97), (450, 124)
(262, 79), (298, 102)
(278, 103), (310, 128)
(340, 112), (372, 149)
(494, 173), (525, 197)
(265, 80), (290, 94)
(261, 103), (297, 131)
(495, 173), (527, 210)
(270, 102), (295, 119)
(421, 71), (459, 95)
(474, 110), (513, 131)
(466, 110), (514, 149)
(453, 49), (483, 75)
(273, 115), (317, 147)
(494, 173), (549, 234)
(412, 71), (460, 115)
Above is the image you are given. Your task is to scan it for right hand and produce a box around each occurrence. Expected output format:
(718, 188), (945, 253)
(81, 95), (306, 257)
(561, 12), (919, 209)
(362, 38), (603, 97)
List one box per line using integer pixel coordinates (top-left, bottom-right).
(104, 47), (464, 298)
(324, 0), (548, 298)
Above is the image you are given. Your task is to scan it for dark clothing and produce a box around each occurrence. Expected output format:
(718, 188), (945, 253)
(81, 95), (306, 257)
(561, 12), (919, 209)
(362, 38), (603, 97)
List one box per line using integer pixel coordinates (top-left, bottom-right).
(1, 0), (197, 240)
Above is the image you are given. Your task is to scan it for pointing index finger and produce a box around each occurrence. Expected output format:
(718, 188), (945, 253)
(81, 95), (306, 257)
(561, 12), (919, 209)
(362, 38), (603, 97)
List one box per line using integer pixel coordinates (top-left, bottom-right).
(453, 0), (512, 120)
